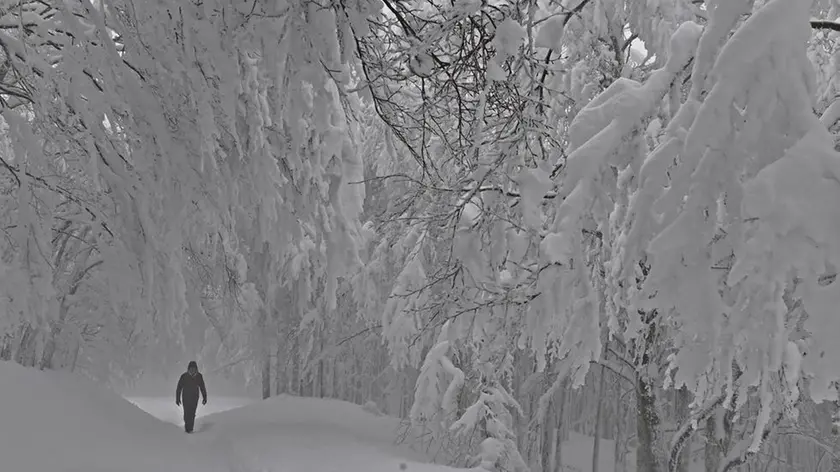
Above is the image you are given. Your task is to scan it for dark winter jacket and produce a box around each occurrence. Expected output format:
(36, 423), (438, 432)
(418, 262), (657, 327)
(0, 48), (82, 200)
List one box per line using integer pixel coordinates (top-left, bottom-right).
(176, 371), (207, 405)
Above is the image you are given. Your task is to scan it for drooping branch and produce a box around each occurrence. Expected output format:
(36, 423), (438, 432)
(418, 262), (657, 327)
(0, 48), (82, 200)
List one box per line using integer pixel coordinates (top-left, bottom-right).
(669, 365), (744, 472)
(535, 0), (594, 114)
(669, 394), (727, 472)
(590, 358), (636, 387)
(0, 160), (114, 238)
(812, 20), (840, 32)
(718, 407), (789, 472)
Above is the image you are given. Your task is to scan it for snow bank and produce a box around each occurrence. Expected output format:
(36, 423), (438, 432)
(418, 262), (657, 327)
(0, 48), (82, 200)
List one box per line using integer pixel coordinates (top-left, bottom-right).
(126, 395), (254, 426)
(203, 394), (408, 445)
(202, 394), (478, 472)
(0, 361), (229, 472)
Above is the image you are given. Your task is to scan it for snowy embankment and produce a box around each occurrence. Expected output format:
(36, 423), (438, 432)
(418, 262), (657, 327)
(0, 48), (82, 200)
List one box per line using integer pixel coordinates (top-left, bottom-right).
(125, 395), (253, 426)
(134, 394), (479, 472)
(0, 360), (472, 472)
(0, 360), (229, 472)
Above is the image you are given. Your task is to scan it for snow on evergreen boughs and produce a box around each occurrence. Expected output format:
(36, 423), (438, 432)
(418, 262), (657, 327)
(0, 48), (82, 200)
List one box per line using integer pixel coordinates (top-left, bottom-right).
(381, 226), (429, 368)
(611, 0), (837, 455)
(736, 126), (840, 405)
(531, 20), (702, 386)
(410, 328), (465, 430)
(450, 380), (527, 472)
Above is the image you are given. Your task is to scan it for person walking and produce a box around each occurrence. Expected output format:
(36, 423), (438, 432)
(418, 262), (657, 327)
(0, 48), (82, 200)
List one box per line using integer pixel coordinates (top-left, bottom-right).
(175, 361), (208, 433)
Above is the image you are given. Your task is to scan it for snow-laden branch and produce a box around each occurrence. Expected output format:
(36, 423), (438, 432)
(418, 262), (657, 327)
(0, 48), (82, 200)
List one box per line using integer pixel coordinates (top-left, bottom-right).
(668, 363), (745, 472)
(811, 20), (840, 32)
(668, 394), (727, 472)
(590, 358), (636, 387)
(718, 398), (797, 472)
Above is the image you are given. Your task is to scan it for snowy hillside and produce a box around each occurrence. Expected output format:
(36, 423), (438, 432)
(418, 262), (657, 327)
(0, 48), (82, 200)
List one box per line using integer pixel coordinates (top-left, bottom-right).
(0, 360), (473, 472)
(126, 395), (254, 427)
(131, 394), (653, 472)
(133, 394), (480, 472)
(0, 360), (229, 472)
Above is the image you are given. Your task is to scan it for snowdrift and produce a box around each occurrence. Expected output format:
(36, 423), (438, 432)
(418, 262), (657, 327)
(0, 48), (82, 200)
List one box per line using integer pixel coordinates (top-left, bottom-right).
(126, 395), (253, 426)
(200, 394), (478, 472)
(202, 394), (404, 443)
(0, 361), (229, 472)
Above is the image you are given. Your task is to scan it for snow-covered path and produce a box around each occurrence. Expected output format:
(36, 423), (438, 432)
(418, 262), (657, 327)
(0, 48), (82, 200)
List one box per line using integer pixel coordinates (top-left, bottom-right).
(1, 358), (464, 472)
(129, 396), (462, 472)
(1, 362), (625, 472)
(192, 421), (416, 472)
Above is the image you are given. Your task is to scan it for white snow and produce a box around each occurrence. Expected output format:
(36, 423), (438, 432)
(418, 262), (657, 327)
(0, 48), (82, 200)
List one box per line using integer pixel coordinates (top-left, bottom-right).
(125, 396), (254, 427)
(491, 19), (525, 57)
(182, 395), (479, 472)
(0, 361), (227, 472)
(534, 16), (565, 51)
(0, 360), (474, 472)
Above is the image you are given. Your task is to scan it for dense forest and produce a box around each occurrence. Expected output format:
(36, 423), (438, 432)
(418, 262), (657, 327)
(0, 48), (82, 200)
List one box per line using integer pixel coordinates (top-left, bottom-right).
(3, 0), (840, 470)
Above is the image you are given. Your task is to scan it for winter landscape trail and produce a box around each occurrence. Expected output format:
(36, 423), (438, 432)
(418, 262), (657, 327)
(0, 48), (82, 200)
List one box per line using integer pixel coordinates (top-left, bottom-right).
(1, 359), (626, 472)
(0, 359), (466, 472)
(130, 395), (462, 472)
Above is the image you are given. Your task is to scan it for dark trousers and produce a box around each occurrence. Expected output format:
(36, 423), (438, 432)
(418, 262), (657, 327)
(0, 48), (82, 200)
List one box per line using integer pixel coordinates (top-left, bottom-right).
(183, 400), (198, 432)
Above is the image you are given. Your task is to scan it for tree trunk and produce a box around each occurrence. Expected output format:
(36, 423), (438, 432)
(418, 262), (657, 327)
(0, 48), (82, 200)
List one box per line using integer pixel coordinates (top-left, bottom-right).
(274, 338), (284, 395)
(637, 376), (660, 472)
(42, 229), (93, 371)
(331, 357), (338, 399)
(614, 385), (625, 472)
(592, 365), (606, 472)
(15, 323), (38, 367)
(70, 340), (81, 372)
(290, 332), (300, 395)
(674, 387), (691, 472)
(704, 406), (735, 472)
(259, 309), (271, 399)
(261, 347), (271, 399)
(317, 332), (325, 398)
(554, 379), (568, 472)
(541, 399), (557, 472)
(40, 304), (66, 370)
(0, 333), (13, 361)
(402, 368), (412, 418)
(541, 396), (554, 472)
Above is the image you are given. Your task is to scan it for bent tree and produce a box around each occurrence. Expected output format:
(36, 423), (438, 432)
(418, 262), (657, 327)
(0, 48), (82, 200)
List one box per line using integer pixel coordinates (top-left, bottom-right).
(0, 0), (365, 377)
(353, 0), (840, 470)
(4, 0), (840, 471)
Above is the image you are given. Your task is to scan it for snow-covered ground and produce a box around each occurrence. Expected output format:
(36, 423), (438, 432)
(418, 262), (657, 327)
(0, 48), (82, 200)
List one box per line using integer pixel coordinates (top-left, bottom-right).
(131, 393), (475, 472)
(125, 395), (254, 427)
(0, 360), (228, 472)
(0, 360), (472, 472)
(3, 358), (682, 472)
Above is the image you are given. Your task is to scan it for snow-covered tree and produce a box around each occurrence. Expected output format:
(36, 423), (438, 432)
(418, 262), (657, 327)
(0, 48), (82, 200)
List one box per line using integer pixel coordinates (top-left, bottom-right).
(8, 0), (840, 470)
(350, 0), (840, 470)
(0, 0), (367, 379)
